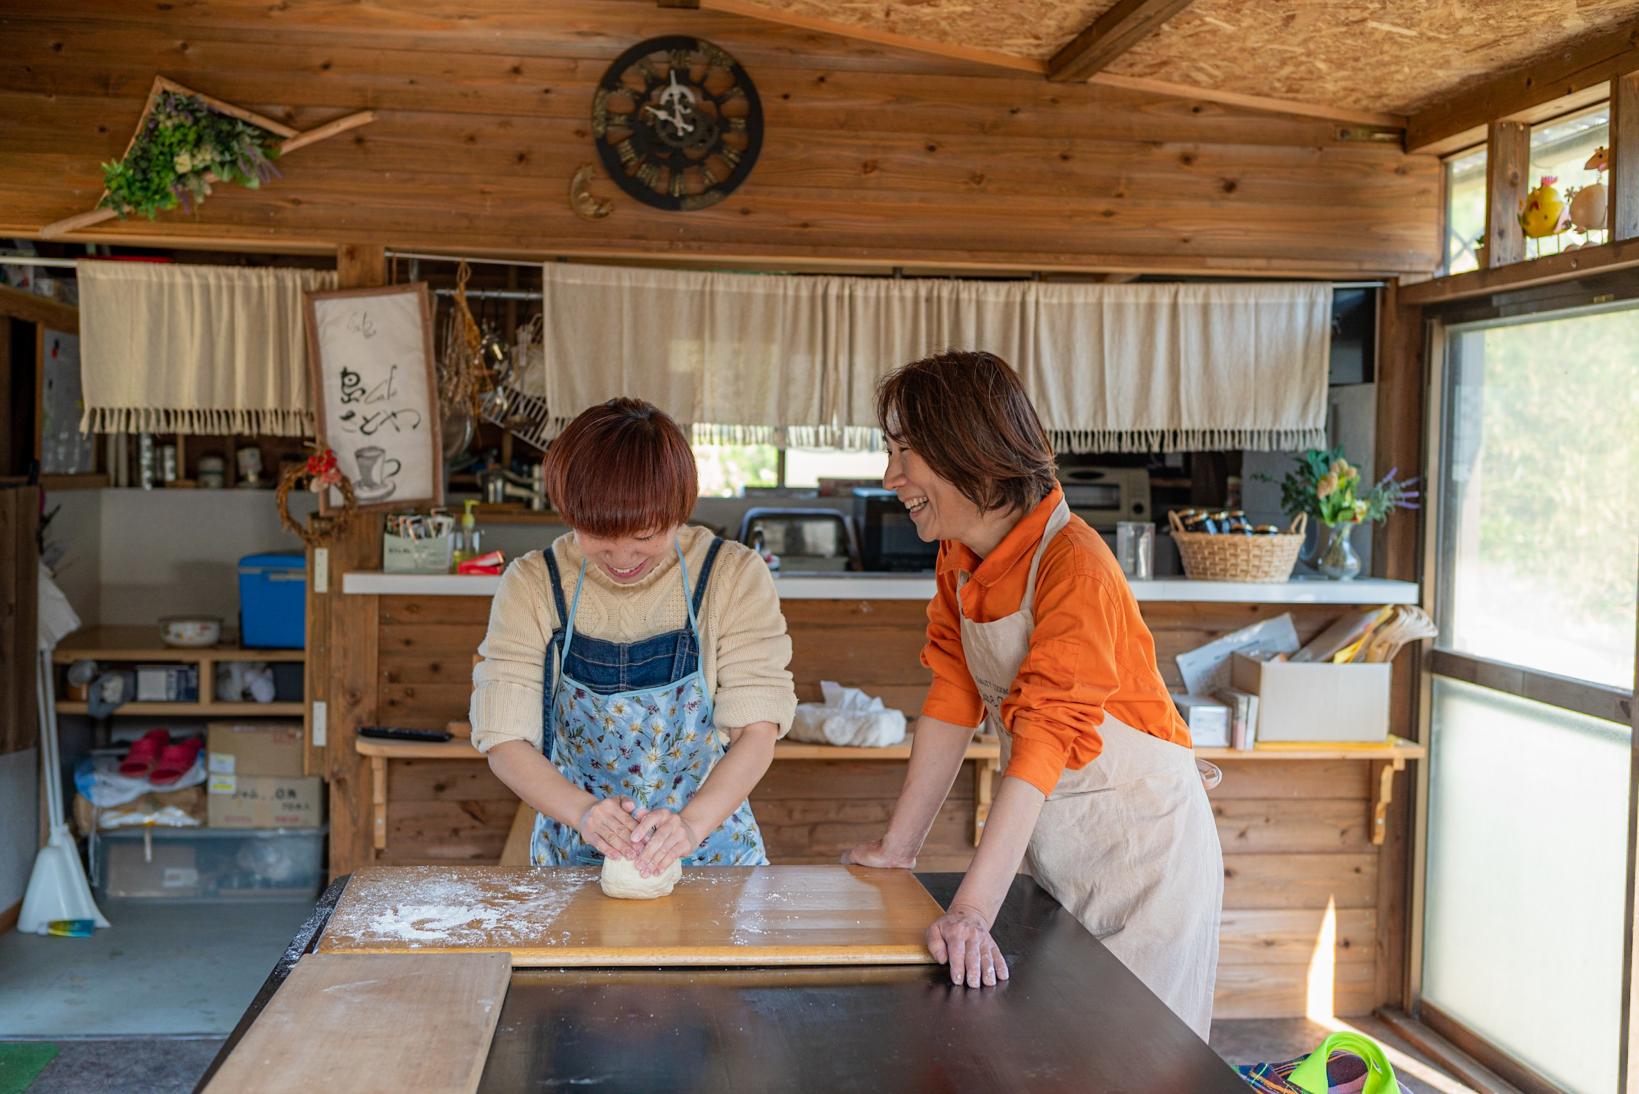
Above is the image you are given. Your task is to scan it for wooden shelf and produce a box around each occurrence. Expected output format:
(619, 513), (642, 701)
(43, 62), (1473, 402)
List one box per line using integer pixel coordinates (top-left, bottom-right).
(1399, 237), (1639, 306)
(56, 701), (304, 716)
(52, 626), (305, 663)
(356, 733), (1002, 763)
(1197, 735), (1425, 762)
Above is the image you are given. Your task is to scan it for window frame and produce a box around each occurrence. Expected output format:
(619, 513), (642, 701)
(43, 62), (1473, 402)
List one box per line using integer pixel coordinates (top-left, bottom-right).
(1409, 275), (1639, 1092)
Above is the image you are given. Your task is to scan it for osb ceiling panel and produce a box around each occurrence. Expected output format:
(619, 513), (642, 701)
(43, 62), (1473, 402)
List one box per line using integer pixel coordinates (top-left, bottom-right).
(744, 0), (1117, 59)
(1109, 0), (1639, 114)
(746, 0), (1639, 114)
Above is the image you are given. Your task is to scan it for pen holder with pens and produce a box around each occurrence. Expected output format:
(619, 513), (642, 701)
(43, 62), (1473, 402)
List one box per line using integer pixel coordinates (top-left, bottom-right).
(382, 512), (456, 574)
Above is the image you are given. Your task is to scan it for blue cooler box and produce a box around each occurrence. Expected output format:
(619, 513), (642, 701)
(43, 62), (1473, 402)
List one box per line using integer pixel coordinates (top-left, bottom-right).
(239, 553), (306, 649)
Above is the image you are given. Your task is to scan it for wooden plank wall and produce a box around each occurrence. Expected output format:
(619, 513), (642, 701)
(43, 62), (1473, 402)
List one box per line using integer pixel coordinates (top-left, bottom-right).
(357, 592), (1400, 1017)
(0, 1), (1440, 274)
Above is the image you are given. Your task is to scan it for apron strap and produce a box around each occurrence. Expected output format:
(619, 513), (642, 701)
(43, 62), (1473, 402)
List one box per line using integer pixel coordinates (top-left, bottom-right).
(541, 546), (571, 628)
(562, 559), (588, 665)
(690, 538), (725, 616)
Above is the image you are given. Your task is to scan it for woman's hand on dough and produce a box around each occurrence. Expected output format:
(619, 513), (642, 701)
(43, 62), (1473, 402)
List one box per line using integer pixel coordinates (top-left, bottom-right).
(629, 808), (699, 877)
(840, 838), (916, 870)
(577, 796), (640, 860)
(926, 905), (1008, 988)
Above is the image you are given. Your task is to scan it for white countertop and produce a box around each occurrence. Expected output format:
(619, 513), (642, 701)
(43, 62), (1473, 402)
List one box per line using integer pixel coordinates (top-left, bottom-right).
(342, 571), (1418, 604)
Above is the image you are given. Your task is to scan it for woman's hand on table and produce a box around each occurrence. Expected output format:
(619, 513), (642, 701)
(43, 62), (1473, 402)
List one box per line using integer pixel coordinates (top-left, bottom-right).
(630, 807), (700, 877)
(577, 796), (640, 860)
(840, 838), (916, 870)
(927, 904), (1009, 988)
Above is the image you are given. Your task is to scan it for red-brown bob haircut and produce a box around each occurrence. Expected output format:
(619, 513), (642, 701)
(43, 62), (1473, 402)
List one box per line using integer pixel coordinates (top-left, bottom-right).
(876, 350), (1057, 515)
(543, 398), (697, 538)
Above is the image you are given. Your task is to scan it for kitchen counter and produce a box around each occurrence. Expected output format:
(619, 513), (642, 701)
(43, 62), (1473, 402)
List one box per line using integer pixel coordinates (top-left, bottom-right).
(343, 570), (1418, 604)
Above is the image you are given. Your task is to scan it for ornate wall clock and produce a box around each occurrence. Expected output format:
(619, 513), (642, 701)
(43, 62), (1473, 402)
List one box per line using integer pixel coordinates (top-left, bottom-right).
(590, 36), (763, 211)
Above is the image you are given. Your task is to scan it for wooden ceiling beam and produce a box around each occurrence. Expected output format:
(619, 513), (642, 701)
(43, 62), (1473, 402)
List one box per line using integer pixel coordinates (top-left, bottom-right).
(1407, 22), (1639, 155)
(1047, 0), (1194, 83)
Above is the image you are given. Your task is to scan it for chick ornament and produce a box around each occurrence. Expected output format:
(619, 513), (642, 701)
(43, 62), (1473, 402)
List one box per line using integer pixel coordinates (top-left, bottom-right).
(1564, 147), (1609, 251)
(1518, 175), (1570, 256)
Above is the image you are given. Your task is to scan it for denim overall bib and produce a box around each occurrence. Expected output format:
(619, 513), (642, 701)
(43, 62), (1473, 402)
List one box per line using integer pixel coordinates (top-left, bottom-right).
(528, 538), (769, 867)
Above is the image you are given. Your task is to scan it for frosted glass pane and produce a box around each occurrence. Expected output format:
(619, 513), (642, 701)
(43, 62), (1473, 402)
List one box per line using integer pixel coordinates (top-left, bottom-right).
(1423, 677), (1629, 1093)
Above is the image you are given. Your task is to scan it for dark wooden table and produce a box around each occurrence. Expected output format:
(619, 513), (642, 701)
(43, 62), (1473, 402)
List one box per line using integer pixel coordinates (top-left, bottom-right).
(199, 873), (1245, 1093)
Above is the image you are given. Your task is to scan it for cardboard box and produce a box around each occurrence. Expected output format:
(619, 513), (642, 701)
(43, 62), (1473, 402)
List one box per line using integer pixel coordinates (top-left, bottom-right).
(1170, 693), (1230, 748)
(207, 774), (323, 828)
(207, 721), (305, 778)
(1230, 653), (1391, 743)
(101, 840), (201, 898)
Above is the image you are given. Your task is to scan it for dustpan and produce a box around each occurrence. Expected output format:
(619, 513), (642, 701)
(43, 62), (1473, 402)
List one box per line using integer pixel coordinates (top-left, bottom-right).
(19, 567), (109, 934)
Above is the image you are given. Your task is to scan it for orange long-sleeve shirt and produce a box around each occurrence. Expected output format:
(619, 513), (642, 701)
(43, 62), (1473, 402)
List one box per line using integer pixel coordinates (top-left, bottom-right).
(920, 484), (1190, 796)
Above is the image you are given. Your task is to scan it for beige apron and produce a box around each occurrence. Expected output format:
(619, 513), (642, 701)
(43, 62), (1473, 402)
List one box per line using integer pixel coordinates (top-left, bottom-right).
(956, 499), (1223, 1037)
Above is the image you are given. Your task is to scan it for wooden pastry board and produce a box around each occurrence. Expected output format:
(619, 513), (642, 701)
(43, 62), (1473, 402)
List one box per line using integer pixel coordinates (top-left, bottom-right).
(319, 865), (944, 967)
(204, 952), (509, 1094)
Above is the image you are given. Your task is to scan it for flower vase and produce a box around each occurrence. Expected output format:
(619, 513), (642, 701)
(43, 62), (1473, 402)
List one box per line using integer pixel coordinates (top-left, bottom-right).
(1317, 522), (1361, 581)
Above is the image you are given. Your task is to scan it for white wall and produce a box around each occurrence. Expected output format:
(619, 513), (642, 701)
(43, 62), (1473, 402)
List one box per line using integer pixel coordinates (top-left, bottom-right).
(95, 488), (316, 627)
(42, 489), (101, 624)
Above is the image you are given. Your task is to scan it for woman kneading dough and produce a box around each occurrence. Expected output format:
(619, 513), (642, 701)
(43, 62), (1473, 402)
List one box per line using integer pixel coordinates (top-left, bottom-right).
(843, 351), (1223, 1036)
(471, 398), (798, 894)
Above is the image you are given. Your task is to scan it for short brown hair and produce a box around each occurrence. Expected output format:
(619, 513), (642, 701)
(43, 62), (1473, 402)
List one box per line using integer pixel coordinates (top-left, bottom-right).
(876, 350), (1056, 515)
(544, 398), (697, 537)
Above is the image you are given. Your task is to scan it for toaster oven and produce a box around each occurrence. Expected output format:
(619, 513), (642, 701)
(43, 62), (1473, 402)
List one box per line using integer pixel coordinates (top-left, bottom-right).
(852, 488), (939, 572)
(1059, 466), (1151, 530)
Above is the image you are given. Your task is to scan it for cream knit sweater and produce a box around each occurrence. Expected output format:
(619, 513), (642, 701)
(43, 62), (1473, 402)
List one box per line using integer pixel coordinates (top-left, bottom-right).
(469, 525), (797, 754)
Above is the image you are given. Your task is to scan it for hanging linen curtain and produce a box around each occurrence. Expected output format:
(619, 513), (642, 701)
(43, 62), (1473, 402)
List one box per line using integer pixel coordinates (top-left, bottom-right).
(540, 262), (834, 445)
(541, 262), (1330, 453)
(78, 260), (337, 436)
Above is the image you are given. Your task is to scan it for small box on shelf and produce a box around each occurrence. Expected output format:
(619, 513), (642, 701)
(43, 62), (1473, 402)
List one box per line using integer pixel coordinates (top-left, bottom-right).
(1230, 652), (1390, 743)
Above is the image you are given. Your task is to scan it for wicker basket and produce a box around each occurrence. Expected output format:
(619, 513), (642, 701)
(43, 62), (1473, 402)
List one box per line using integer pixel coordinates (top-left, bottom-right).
(1168, 511), (1306, 583)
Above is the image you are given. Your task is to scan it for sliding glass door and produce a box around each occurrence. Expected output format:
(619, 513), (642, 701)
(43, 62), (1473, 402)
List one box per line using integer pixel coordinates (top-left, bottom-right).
(1420, 302), (1638, 1093)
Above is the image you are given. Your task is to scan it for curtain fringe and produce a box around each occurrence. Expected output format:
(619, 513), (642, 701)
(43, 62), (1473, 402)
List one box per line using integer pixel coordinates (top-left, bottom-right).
(1046, 427), (1327, 454)
(79, 406), (314, 437)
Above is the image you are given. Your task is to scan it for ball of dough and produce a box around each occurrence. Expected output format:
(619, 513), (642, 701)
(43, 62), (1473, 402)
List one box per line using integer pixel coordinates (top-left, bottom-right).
(599, 855), (682, 900)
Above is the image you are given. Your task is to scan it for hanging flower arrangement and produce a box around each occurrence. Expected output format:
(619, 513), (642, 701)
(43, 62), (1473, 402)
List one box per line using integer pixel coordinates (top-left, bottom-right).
(100, 90), (282, 220)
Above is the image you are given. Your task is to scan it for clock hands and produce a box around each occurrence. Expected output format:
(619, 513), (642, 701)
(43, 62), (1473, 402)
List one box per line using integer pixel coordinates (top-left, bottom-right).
(644, 70), (697, 138)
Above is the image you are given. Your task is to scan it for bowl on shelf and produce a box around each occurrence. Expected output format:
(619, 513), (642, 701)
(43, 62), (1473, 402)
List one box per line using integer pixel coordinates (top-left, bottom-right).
(159, 615), (222, 648)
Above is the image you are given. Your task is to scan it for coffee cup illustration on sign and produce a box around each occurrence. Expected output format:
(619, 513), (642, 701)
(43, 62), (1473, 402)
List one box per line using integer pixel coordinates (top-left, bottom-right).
(354, 446), (401, 502)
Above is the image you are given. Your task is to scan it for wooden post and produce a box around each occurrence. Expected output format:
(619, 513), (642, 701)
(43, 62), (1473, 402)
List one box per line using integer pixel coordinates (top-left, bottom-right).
(1485, 121), (1530, 267)
(322, 244), (388, 879)
(1612, 71), (1639, 242)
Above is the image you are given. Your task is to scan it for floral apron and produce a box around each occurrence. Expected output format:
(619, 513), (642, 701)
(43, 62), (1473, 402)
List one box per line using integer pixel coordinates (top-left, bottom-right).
(529, 537), (769, 867)
(956, 499), (1223, 1038)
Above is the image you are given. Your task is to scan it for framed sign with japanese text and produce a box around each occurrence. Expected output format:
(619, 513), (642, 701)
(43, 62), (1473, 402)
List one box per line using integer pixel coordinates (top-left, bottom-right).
(304, 282), (443, 513)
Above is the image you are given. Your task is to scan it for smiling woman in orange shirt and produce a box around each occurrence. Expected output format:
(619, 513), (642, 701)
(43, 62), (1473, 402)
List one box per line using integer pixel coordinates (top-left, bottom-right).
(844, 351), (1223, 1037)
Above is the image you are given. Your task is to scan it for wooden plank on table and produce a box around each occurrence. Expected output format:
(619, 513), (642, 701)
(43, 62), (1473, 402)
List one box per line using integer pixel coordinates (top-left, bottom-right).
(202, 952), (509, 1094)
(1212, 959), (1377, 1020)
(320, 865), (944, 966)
(1217, 907), (1377, 965)
(1222, 852), (1378, 910)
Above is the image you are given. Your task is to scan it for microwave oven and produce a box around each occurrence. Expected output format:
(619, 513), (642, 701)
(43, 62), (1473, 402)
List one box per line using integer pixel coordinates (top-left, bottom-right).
(852, 488), (939, 572)
(1060, 467), (1151, 530)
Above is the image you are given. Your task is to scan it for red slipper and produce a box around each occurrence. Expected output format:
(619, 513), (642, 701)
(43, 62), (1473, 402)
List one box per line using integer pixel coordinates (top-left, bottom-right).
(149, 737), (204, 786)
(118, 728), (170, 778)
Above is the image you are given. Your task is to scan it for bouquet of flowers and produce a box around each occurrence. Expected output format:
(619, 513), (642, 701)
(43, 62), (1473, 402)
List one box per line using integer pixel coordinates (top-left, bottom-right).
(1260, 448), (1418, 528)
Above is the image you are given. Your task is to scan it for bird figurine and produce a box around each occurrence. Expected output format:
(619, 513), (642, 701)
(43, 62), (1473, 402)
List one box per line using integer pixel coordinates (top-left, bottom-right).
(1568, 147), (1609, 239)
(1518, 175), (1569, 239)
